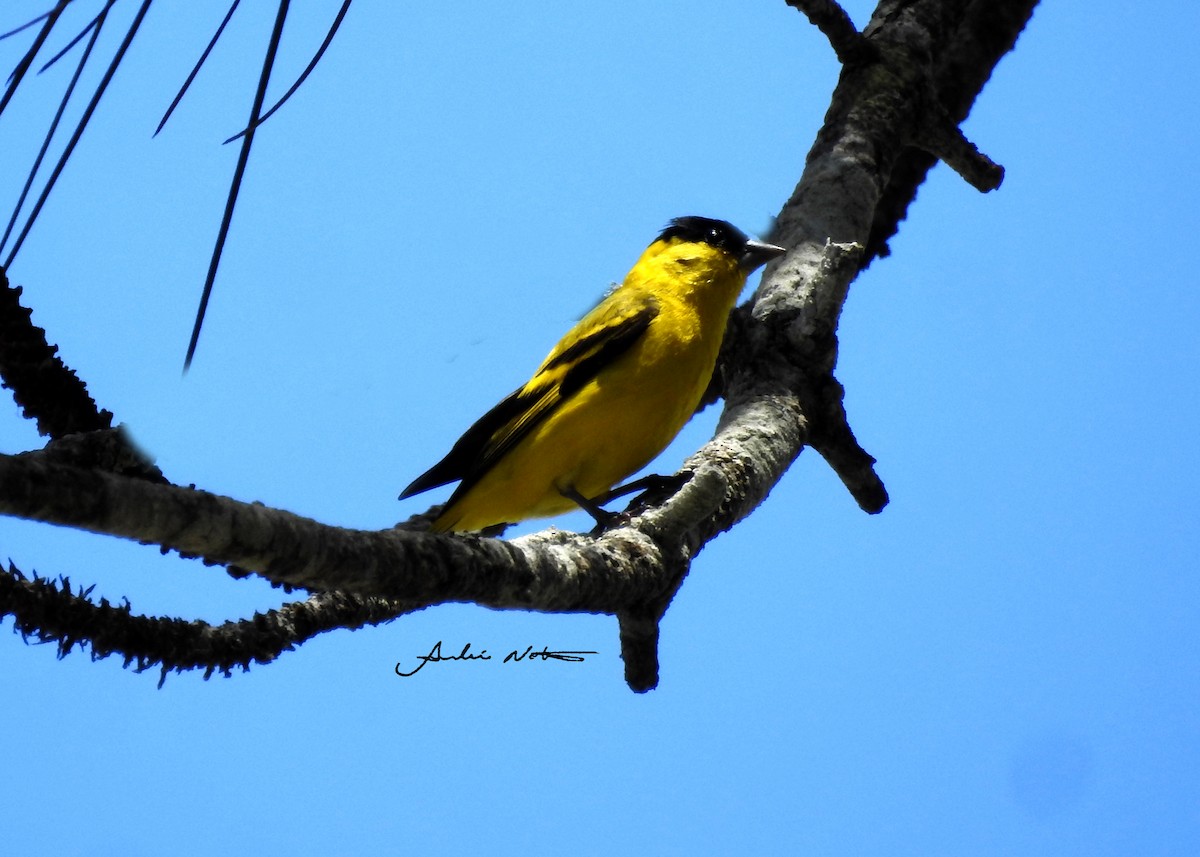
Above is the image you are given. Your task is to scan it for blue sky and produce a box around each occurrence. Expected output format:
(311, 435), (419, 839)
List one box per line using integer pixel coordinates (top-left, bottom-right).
(1, 1), (1197, 854)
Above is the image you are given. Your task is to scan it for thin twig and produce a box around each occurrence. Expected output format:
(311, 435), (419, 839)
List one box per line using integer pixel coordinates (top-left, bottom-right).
(0, 0), (71, 118)
(1, 2), (107, 256)
(2, 0), (154, 269)
(785, 0), (871, 63)
(34, 0), (114, 74)
(0, 8), (54, 42)
(223, 0), (351, 144)
(913, 103), (1004, 192)
(153, 0), (240, 137)
(183, 0), (291, 371)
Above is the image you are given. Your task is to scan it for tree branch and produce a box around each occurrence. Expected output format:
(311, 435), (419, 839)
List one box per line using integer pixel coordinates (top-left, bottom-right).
(0, 269), (162, 480)
(860, 0), (1041, 267)
(784, 0), (872, 64)
(912, 100), (1003, 192)
(0, 452), (675, 610)
(0, 268), (112, 437)
(0, 564), (407, 685)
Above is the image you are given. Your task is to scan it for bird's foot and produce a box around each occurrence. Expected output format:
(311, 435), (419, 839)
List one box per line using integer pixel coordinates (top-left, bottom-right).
(563, 470), (695, 535)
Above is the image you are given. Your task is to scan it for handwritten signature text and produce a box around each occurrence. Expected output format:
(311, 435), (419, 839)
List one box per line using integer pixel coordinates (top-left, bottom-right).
(395, 641), (598, 677)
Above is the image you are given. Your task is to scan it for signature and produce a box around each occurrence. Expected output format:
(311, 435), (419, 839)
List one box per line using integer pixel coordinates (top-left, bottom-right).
(394, 641), (598, 677)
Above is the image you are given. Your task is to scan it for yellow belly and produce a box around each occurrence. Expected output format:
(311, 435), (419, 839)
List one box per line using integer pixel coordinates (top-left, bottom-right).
(433, 321), (713, 532)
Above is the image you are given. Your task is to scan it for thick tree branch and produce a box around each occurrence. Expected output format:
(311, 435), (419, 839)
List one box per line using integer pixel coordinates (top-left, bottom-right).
(0, 453), (675, 611)
(861, 0), (1041, 267)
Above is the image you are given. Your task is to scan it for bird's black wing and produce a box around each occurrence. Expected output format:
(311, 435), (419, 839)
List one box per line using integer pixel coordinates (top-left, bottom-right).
(399, 296), (658, 501)
(399, 383), (529, 498)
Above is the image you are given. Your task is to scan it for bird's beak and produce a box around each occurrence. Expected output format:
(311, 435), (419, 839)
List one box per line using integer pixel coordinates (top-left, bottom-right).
(739, 238), (787, 272)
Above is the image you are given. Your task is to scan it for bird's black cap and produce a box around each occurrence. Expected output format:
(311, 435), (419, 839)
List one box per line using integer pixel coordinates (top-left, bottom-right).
(658, 216), (786, 272)
(657, 216), (750, 256)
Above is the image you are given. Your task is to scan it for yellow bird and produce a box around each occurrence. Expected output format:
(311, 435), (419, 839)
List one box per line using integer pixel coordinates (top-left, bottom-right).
(400, 216), (786, 532)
